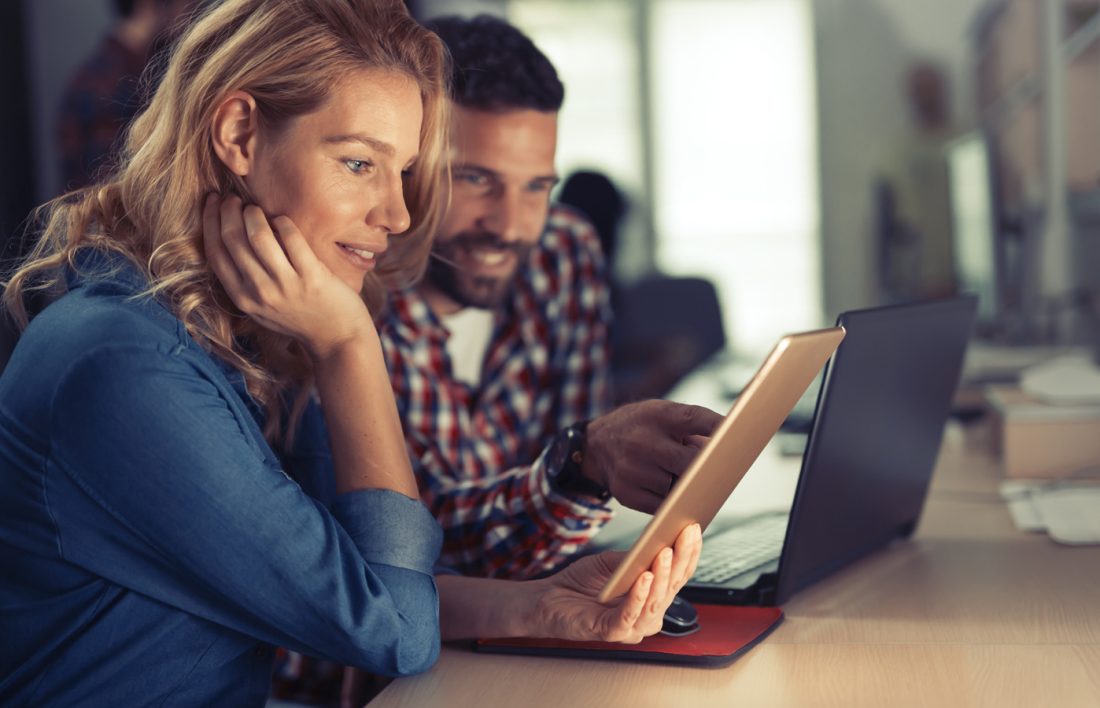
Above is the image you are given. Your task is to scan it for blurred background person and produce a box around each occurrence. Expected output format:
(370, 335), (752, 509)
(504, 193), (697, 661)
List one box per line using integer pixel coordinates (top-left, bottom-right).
(559, 168), (627, 268)
(55, 0), (197, 191)
(873, 59), (959, 303)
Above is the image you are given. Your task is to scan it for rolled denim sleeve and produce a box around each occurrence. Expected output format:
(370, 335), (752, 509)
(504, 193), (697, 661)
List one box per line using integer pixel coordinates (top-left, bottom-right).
(46, 343), (442, 676)
(331, 490), (441, 571)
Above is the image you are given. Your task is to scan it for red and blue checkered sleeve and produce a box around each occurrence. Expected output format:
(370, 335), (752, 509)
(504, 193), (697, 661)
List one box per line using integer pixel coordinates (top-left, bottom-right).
(416, 444), (613, 580)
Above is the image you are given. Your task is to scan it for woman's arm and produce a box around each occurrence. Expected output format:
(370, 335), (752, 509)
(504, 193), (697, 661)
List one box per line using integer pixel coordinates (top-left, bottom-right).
(438, 523), (702, 642)
(202, 195), (417, 499)
(49, 341), (440, 676)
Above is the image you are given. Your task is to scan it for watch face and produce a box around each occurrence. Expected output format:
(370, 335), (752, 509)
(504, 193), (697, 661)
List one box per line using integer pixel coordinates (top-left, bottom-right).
(547, 423), (608, 500)
(546, 429), (571, 475)
(562, 425), (586, 466)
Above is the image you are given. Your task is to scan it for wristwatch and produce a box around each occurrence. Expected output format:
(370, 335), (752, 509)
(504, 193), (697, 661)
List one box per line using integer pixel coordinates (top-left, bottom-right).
(545, 421), (611, 502)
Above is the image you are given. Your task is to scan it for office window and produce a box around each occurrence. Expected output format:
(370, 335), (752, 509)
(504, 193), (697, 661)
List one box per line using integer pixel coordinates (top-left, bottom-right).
(507, 2), (643, 196)
(510, 0), (821, 357)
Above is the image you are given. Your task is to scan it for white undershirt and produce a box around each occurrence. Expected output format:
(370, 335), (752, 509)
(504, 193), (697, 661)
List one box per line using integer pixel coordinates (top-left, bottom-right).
(441, 307), (495, 387)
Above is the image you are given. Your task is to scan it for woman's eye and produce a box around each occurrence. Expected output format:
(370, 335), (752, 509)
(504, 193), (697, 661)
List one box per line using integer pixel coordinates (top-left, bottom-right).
(345, 159), (372, 174)
(457, 172), (487, 187)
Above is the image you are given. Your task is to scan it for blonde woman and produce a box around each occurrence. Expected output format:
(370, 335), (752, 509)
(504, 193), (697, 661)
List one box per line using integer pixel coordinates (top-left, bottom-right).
(0, 1), (700, 705)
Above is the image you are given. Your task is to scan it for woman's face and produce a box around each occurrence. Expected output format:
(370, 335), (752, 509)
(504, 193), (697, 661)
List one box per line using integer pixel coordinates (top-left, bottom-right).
(247, 68), (423, 291)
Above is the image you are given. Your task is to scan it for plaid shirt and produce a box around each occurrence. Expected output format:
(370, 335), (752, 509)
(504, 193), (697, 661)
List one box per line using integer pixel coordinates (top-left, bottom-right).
(380, 204), (615, 579)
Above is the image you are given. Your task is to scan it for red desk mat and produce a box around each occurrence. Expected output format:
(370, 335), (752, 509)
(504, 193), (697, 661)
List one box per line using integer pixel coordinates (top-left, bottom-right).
(474, 604), (782, 667)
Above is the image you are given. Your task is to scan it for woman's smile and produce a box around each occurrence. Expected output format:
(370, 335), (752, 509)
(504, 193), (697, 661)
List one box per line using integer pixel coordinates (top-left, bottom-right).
(336, 241), (387, 271)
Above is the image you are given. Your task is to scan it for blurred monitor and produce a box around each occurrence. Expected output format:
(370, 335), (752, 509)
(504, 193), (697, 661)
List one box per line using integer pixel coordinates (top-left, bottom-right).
(946, 131), (998, 326)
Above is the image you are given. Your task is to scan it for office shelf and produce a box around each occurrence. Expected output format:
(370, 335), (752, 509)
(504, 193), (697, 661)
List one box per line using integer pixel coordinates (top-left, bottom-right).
(972, 0), (1100, 343)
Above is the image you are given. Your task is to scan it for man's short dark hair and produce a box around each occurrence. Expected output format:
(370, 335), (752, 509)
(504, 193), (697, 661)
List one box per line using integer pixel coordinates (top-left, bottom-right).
(426, 14), (564, 112)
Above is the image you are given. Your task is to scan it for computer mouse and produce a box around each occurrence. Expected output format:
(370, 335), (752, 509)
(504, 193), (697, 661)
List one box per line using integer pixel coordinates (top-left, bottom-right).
(660, 595), (700, 636)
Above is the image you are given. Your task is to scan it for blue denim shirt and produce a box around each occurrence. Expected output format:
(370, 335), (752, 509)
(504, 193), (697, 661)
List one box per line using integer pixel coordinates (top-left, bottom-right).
(0, 253), (443, 706)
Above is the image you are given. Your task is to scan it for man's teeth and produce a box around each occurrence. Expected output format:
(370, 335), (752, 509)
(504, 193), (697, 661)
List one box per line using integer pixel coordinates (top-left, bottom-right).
(474, 250), (507, 266)
(344, 245), (374, 259)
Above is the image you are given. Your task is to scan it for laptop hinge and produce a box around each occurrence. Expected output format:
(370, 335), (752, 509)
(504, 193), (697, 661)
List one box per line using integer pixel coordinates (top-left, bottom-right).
(751, 572), (780, 606)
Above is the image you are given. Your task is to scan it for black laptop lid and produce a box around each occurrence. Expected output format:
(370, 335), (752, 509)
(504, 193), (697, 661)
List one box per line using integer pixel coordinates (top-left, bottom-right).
(772, 295), (977, 604)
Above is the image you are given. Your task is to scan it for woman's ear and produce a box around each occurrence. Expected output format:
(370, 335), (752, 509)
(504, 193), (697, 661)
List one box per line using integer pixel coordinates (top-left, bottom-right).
(211, 91), (259, 176)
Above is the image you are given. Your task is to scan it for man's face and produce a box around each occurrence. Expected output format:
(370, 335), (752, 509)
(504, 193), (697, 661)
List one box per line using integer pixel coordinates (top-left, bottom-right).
(425, 105), (558, 312)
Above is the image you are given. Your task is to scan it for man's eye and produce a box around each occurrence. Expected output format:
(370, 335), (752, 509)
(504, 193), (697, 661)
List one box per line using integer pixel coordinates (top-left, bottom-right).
(345, 159), (372, 174)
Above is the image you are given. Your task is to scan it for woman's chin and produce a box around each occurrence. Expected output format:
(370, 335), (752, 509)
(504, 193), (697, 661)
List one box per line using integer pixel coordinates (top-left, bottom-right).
(345, 274), (369, 294)
(327, 262), (370, 294)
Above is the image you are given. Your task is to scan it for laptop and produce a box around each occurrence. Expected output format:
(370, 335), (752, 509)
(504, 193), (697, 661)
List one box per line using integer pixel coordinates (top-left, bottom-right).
(680, 295), (978, 606)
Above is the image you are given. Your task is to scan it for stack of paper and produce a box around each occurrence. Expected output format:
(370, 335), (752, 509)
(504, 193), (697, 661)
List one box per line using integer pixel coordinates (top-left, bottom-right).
(1000, 479), (1100, 544)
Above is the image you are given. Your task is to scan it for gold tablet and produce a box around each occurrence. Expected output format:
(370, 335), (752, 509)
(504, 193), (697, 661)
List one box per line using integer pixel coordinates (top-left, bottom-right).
(597, 326), (845, 603)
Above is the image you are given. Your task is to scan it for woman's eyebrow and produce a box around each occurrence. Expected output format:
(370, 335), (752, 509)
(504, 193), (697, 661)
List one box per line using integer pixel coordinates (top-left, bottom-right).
(323, 134), (394, 156)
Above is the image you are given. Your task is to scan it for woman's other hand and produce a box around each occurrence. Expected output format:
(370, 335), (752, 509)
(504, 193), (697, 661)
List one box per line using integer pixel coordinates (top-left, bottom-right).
(533, 523), (702, 643)
(202, 194), (375, 360)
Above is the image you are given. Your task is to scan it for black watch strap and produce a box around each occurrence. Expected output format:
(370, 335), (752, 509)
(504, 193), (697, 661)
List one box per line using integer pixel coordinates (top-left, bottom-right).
(547, 421), (610, 502)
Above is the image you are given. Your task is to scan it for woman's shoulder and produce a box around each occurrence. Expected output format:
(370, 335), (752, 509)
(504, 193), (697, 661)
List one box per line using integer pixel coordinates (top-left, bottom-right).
(5, 303), (161, 416)
(27, 285), (185, 361)
(1, 278), (226, 447)
(5, 259), (212, 397)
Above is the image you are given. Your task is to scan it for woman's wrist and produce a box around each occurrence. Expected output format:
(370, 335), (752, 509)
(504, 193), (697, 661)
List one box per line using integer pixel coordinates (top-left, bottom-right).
(305, 318), (379, 367)
(482, 578), (550, 639)
(515, 578), (554, 638)
(439, 575), (550, 640)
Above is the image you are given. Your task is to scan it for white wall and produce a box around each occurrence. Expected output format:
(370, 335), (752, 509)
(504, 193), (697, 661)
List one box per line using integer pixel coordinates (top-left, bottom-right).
(813, 0), (989, 317)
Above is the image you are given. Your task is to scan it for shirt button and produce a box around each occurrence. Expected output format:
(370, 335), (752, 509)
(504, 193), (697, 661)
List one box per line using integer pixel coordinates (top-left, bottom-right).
(254, 646), (270, 659)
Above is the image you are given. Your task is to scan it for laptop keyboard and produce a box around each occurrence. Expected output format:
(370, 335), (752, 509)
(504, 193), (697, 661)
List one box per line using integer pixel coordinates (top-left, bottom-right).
(691, 514), (788, 584)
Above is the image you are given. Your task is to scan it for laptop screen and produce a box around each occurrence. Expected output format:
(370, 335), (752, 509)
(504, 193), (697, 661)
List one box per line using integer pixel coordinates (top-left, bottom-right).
(772, 296), (977, 604)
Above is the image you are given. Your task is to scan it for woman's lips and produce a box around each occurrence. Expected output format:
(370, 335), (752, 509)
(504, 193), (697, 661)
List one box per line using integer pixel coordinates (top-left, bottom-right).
(337, 242), (384, 270)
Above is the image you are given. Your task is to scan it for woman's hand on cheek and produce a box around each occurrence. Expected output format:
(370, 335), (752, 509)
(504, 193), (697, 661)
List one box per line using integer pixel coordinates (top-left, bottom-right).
(202, 194), (374, 359)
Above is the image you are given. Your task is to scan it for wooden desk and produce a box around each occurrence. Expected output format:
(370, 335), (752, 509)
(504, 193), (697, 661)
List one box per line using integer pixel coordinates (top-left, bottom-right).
(372, 424), (1100, 707)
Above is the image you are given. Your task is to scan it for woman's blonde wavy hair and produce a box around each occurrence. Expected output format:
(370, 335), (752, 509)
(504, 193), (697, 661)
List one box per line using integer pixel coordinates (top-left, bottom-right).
(3, 0), (450, 447)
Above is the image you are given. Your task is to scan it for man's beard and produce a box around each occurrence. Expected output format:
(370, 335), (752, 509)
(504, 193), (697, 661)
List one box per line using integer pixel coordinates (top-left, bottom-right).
(425, 231), (532, 310)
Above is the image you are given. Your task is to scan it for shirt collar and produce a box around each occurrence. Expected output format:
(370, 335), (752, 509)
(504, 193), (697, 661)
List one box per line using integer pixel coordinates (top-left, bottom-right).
(65, 247), (152, 295)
